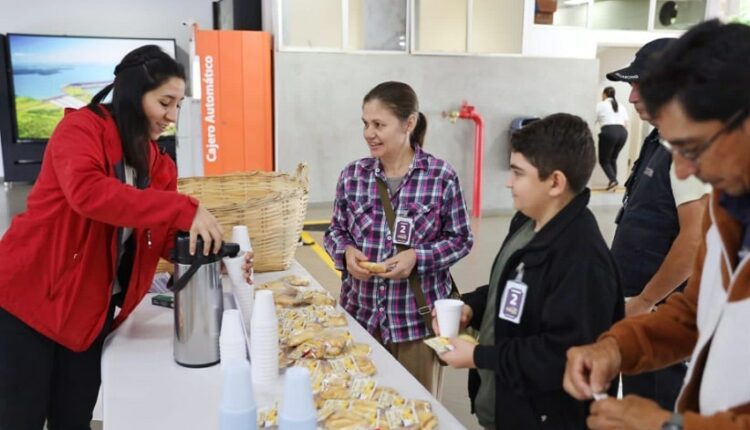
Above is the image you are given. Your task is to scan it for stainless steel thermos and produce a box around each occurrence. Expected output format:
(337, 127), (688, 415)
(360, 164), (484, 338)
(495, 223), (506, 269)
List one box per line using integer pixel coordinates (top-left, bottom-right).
(170, 232), (239, 367)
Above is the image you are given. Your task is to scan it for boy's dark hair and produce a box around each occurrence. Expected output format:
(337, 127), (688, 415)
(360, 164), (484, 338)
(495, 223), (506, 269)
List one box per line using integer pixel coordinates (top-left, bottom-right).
(89, 45), (186, 180)
(640, 19), (750, 127)
(511, 113), (595, 194)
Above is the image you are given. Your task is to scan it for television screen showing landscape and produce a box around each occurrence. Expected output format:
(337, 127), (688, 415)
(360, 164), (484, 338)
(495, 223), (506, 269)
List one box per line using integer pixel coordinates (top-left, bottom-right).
(7, 34), (176, 141)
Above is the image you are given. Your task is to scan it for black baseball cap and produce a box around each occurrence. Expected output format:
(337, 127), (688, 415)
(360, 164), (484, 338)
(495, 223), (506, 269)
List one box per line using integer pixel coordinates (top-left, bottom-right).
(606, 38), (675, 83)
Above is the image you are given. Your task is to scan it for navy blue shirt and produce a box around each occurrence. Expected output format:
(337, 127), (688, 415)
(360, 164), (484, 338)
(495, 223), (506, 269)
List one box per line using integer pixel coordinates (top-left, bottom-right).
(719, 193), (750, 261)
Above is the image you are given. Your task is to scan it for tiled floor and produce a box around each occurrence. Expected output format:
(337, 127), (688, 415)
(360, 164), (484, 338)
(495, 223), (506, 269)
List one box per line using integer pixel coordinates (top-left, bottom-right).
(0, 182), (621, 430)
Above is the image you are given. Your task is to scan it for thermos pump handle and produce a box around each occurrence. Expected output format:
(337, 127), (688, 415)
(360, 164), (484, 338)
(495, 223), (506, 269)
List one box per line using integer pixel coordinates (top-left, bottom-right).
(170, 241), (240, 293)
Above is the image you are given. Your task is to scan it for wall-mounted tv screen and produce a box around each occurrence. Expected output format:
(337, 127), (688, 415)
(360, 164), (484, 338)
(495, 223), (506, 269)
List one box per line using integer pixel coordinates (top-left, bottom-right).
(6, 34), (177, 142)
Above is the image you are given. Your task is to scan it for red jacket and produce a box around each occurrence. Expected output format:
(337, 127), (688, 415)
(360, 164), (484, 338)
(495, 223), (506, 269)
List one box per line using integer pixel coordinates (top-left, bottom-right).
(0, 106), (198, 351)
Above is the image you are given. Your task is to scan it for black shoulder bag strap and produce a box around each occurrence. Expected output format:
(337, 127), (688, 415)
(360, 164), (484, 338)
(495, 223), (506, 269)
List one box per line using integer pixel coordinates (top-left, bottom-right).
(375, 178), (460, 336)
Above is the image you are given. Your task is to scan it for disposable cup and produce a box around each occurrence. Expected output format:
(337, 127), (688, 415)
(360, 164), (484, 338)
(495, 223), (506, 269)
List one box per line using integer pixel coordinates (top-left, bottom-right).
(220, 360), (257, 430)
(231, 226), (253, 252)
(434, 298), (464, 338)
(251, 290), (277, 323)
(278, 367), (316, 430)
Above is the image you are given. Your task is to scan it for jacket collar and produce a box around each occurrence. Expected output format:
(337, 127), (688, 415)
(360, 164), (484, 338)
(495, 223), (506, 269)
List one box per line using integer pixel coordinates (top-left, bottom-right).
(524, 188), (592, 251)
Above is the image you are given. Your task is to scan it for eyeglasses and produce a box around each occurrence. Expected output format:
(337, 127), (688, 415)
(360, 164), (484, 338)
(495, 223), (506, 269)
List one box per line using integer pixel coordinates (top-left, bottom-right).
(661, 108), (748, 162)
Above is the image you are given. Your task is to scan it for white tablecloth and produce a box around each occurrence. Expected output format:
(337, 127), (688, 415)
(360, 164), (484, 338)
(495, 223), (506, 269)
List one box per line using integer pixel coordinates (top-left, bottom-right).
(101, 261), (466, 429)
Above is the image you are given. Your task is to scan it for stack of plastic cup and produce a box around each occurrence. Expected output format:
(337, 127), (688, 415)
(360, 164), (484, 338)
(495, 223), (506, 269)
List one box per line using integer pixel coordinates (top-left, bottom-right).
(219, 309), (247, 364)
(278, 367), (316, 430)
(219, 359), (257, 430)
(233, 282), (254, 329)
(231, 226), (254, 283)
(223, 251), (254, 327)
(250, 290), (278, 399)
(223, 250), (247, 291)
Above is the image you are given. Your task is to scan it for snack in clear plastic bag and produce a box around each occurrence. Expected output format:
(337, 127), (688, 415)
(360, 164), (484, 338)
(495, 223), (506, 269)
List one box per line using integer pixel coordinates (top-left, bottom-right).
(324, 410), (371, 430)
(348, 342), (372, 357)
(423, 336), (454, 354)
(284, 274), (311, 286)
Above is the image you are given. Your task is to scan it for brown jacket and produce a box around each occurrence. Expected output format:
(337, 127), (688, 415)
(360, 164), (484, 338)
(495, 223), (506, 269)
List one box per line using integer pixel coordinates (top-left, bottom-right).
(604, 191), (750, 429)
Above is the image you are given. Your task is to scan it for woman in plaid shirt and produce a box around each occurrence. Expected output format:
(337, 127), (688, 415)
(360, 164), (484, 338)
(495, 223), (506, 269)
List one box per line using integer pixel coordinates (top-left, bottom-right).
(324, 81), (473, 395)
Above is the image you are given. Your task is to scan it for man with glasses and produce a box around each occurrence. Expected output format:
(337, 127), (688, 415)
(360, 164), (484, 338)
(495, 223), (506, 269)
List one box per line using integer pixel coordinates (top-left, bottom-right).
(564, 20), (750, 430)
(605, 38), (709, 411)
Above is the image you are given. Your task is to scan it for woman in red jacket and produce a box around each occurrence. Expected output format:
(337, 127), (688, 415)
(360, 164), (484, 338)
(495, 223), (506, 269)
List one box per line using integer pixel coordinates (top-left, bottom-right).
(0, 45), (248, 429)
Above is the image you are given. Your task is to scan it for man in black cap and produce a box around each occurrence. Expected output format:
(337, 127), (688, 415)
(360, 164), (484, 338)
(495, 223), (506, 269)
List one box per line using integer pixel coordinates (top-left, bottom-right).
(605, 38), (709, 410)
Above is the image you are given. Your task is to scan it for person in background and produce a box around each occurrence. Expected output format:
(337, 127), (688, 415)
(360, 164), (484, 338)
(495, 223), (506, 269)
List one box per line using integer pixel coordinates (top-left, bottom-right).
(563, 20), (750, 430)
(436, 113), (623, 430)
(0, 45), (252, 429)
(596, 86), (630, 190)
(324, 81), (473, 396)
(605, 37), (709, 412)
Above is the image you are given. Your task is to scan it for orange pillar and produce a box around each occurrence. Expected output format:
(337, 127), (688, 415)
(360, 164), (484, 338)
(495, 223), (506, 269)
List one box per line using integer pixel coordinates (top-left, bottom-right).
(195, 30), (273, 175)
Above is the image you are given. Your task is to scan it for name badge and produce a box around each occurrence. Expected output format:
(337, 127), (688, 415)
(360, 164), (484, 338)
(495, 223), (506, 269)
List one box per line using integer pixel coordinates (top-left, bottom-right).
(392, 216), (415, 246)
(498, 280), (528, 324)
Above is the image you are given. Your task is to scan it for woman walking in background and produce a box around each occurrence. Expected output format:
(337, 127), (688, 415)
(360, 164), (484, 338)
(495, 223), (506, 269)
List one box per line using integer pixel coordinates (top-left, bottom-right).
(596, 86), (629, 190)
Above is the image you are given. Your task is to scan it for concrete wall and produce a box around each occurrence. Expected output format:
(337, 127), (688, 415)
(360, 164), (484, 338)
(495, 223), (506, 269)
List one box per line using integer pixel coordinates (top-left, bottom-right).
(275, 52), (598, 210)
(0, 0), (214, 179)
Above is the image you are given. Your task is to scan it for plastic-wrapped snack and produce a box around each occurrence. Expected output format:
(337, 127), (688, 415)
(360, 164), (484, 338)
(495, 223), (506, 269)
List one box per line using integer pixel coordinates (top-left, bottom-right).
(289, 329), (352, 359)
(283, 274), (311, 286)
(385, 403), (419, 429)
(322, 312), (347, 327)
(257, 280), (284, 291)
(410, 400), (438, 430)
(287, 328), (318, 347)
(303, 290), (337, 307)
(323, 410), (370, 430)
(423, 336), (454, 354)
(318, 384), (351, 401)
(278, 349), (294, 369)
(274, 291), (304, 307)
(352, 355), (376, 376)
(318, 399), (350, 422)
(349, 378), (377, 400)
(373, 386), (406, 409)
(348, 342), (372, 357)
(349, 399), (379, 427)
(256, 403), (278, 428)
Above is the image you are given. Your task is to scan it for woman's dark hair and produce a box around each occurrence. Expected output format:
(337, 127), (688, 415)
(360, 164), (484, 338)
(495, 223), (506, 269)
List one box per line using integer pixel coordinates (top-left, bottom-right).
(363, 81), (427, 148)
(89, 45), (186, 179)
(641, 19), (750, 126)
(603, 86), (618, 113)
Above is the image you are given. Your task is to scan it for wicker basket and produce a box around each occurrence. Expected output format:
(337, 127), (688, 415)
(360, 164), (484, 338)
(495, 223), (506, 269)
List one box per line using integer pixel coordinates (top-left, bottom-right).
(156, 164), (309, 273)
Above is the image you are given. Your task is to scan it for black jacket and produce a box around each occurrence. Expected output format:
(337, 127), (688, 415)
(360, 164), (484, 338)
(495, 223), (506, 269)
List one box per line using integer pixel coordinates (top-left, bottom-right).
(463, 189), (624, 430)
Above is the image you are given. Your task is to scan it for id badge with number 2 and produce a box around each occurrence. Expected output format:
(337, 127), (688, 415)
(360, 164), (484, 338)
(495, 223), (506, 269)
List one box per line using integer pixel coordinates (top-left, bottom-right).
(392, 216), (415, 246)
(498, 280), (528, 324)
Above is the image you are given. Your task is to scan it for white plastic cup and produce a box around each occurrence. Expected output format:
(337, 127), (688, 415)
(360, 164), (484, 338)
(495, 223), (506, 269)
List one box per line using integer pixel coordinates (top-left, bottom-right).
(251, 290), (277, 325)
(220, 310), (247, 364)
(231, 226), (253, 252)
(220, 359), (257, 430)
(278, 367), (316, 430)
(223, 251), (247, 291)
(434, 298), (464, 338)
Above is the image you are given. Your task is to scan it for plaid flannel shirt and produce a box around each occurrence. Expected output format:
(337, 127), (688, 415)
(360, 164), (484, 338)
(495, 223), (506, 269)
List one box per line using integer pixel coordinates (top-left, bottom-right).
(324, 147), (473, 343)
